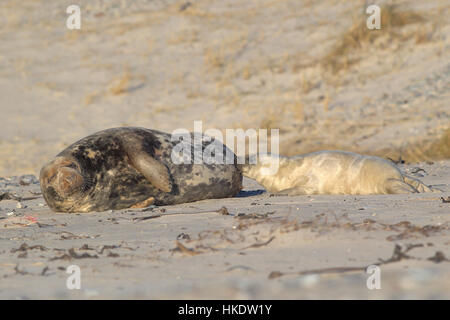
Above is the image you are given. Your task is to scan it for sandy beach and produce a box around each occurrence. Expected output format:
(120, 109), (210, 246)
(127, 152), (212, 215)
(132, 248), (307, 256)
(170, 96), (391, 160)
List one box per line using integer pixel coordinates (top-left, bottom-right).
(0, 0), (449, 299)
(0, 161), (449, 299)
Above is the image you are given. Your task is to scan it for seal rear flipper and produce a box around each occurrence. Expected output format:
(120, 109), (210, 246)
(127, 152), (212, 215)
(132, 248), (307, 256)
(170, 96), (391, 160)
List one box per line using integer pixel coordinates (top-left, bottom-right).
(385, 179), (418, 194)
(403, 175), (442, 193)
(127, 152), (173, 193)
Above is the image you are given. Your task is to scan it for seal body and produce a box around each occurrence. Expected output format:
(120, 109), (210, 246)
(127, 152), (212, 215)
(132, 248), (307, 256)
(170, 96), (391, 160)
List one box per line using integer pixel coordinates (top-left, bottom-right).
(40, 127), (242, 212)
(243, 151), (438, 195)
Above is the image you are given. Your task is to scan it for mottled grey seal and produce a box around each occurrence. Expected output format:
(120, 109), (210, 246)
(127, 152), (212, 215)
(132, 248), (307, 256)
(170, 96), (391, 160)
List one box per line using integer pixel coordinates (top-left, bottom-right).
(40, 127), (242, 212)
(242, 151), (440, 195)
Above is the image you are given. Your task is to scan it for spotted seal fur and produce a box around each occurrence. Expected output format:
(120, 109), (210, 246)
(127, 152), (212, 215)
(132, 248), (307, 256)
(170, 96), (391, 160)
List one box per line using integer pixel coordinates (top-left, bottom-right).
(40, 127), (242, 212)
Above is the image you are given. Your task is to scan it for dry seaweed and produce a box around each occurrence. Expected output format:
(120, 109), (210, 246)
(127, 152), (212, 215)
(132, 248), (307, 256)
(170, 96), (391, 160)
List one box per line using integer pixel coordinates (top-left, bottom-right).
(242, 236), (275, 249)
(427, 251), (448, 263)
(14, 264), (28, 275)
(133, 214), (162, 222)
(268, 243), (437, 279)
(0, 191), (40, 202)
(49, 248), (98, 261)
(269, 266), (365, 279)
(11, 243), (48, 253)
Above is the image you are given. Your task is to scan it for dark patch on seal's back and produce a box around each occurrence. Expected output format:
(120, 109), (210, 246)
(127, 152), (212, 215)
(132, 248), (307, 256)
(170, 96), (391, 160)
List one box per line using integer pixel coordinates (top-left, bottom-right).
(62, 135), (121, 173)
(129, 128), (162, 157)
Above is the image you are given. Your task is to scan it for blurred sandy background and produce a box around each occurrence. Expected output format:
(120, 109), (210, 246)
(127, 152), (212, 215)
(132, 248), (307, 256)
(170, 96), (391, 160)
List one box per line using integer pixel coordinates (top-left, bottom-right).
(0, 0), (449, 176)
(0, 0), (449, 300)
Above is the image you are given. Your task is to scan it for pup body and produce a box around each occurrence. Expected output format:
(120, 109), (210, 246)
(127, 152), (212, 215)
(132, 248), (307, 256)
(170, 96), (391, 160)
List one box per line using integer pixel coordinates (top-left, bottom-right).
(243, 151), (437, 195)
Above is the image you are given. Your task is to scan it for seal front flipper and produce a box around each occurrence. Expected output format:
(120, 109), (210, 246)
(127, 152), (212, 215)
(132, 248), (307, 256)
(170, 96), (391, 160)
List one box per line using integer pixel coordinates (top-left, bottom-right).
(127, 151), (173, 193)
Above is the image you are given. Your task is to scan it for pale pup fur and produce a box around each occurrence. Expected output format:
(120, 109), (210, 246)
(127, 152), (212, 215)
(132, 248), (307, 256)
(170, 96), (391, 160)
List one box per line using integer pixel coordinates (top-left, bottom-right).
(242, 151), (439, 195)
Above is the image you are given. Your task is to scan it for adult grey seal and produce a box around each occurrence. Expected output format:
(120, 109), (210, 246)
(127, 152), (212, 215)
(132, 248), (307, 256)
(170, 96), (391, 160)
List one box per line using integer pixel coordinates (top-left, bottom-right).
(40, 127), (242, 212)
(242, 151), (440, 195)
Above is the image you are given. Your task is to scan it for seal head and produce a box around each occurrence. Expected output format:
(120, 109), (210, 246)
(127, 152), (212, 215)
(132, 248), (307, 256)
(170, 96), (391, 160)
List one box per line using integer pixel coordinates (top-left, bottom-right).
(40, 157), (87, 211)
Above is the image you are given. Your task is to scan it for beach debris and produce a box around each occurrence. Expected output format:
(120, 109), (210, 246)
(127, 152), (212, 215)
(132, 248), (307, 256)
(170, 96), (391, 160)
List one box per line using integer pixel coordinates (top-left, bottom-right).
(385, 221), (448, 241)
(171, 241), (201, 256)
(177, 233), (191, 241)
(49, 248), (99, 261)
(224, 265), (254, 272)
(440, 196), (450, 203)
(36, 221), (54, 228)
(133, 214), (162, 222)
(268, 243), (429, 279)
(11, 243), (48, 253)
(2, 216), (38, 228)
(0, 191), (40, 202)
(378, 244), (422, 264)
(96, 244), (119, 254)
(236, 212), (275, 220)
(19, 176), (36, 186)
(0, 175), (38, 188)
(242, 236), (275, 249)
(179, 2), (192, 11)
(40, 266), (49, 276)
(268, 266), (365, 279)
(218, 206), (230, 215)
(14, 264), (28, 276)
(5, 264), (50, 278)
(79, 244), (95, 251)
(387, 156), (406, 165)
(410, 167), (427, 176)
(427, 251), (449, 263)
(107, 251), (120, 258)
(134, 207), (233, 221)
(57, 231), (99, 240)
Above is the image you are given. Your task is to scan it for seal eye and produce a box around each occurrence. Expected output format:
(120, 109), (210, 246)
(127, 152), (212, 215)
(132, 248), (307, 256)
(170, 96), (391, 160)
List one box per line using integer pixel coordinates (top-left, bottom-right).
(55, 167), (84, 197)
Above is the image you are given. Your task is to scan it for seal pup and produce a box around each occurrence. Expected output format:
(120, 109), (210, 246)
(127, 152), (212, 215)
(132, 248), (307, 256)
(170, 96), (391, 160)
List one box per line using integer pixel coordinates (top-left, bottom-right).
(242, 151), (439, 195)
(40, 127), (242, 212)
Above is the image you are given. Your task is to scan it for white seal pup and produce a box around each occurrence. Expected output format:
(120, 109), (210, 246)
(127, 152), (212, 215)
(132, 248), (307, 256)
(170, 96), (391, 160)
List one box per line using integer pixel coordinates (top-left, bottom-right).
(242, 151), (440, 195)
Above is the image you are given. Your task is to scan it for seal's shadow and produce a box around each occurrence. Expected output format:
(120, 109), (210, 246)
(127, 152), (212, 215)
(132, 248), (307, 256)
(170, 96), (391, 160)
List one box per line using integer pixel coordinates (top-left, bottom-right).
(235, 189), (266, 197)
